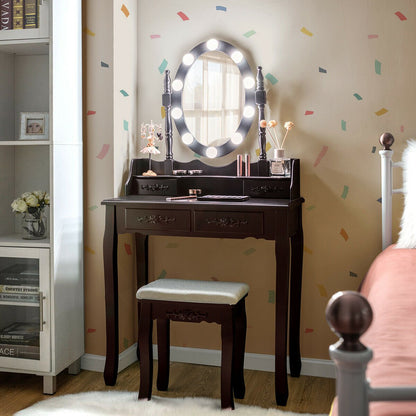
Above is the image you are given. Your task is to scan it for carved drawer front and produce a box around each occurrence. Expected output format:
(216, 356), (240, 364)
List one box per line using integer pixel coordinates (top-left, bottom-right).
(194, 211), (263, 234)
(137, 179), (177, 195)
(125, 208), (190, 231)
(244, 179), (290, 199)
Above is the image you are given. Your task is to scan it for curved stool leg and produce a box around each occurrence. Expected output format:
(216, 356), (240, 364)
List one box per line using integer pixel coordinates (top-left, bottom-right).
(138, 302), (153, 400)
(232, 299), (246, 399)
(221, 309), (234, 410)
(157, 318), (170, 391)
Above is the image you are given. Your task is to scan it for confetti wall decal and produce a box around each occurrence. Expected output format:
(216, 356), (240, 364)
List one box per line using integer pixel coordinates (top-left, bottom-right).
(268, 290), (275, 304)
(255, 142), (271, 156)
(158, 269), (167, 279)
(87, 328), (96, 333)
(243, 30), (256, 38)
(375, 108), (388, 116)
(101, 61), (109, 68)
(319, 67), (327, 73)
(120, 89), (129, 97)
(265, 73), (278, 85)
(395, 11), (407, 21)
(349, 271), (358, 277)
(377, 197), (382, 203)
(353, 93), (363, 100)
(341, 120), (346, 131)
(340, 228), (349, 241)
(305, 110), (314, 115)
(304, 246), (313, 255)
(317, 284), (328, 298)
(150, 34), (160, 39)
(177, 11), (189, 21)
(372, 146), (376, 153)
(121, 4), (129, 17)
(158, 59), (168, 74)
(400, 125), (404, 132)
(306, 205), (316, 211)
(85, 246), (95, 255)
(88, 205), (98, 211)
(123, 120), (129, 131)
(85, 28), (95, 36)
(243, 248), (256, 256)
(87, 110), (96, 116)
(96, 144), (110, 159)
(305, 328), (314, 334)
(313, 146), (328, 167)
(216, 6), (227, 11)
(341, 185), (349, 199)
(368, 34), (378, 39)
(124, 244), (132, 255)
(301, 26), (313, 36)
(375, 60), (381, 75)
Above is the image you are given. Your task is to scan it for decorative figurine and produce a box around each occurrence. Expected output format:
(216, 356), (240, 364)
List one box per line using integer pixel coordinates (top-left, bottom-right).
(140, 120), (163, 176)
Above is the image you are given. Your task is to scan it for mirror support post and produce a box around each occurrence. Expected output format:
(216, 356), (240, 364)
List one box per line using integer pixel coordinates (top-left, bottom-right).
(256, 66), (269, 176)
(163, 70), (173, 174)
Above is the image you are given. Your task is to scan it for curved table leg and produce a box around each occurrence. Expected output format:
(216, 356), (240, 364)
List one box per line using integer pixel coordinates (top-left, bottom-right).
(103, 205), (119, 385)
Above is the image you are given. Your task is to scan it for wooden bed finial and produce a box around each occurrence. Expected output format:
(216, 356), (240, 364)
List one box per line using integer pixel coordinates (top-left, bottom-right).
(379, 132), (394, 150)
(326, 291), (373, 352)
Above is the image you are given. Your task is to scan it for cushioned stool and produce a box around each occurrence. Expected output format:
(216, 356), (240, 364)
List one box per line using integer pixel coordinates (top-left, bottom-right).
(136, 278), (249, 409)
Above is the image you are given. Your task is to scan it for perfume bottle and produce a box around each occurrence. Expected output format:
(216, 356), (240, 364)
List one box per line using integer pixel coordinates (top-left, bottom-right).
(270, 149), (291, 177)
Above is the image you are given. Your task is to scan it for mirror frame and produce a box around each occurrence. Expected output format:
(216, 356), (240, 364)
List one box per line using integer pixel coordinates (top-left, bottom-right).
(171, 39), (256, 158)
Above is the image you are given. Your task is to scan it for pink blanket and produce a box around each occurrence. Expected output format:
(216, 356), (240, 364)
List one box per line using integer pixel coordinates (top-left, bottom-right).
(331, 245), (416, 415)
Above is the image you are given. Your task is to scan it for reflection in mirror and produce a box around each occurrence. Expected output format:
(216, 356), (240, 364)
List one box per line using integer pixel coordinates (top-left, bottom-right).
(171, 39), (255, 158)
(182, 51), (244, 148)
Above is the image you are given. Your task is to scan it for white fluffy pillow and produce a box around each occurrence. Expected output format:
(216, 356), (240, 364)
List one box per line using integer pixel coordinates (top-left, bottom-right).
(396, 139), (416, 248)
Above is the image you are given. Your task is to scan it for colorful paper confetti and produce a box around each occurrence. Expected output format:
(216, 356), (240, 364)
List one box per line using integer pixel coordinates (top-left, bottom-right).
(150, 34), (161, 39)
(85, 28), (95, 36)
(305, 110), (314, 115)
(341, 120), (347, 131)
(243, 30), (256, 38)
(101, 61), (109, 68)
(306, 205), (316, 211)
(368, 34), (379, 39)
(85, 246), (95, 255)
(313, 146), (328, 167)
(161, 106), (166, 119)
(375, 60), (381, 75)
(120, 89), (129, 97)
(96, 144), (110, 160)
(216, 5), (227, 11)
(304, 246), (313, 255)
(305, 328), (314, 334)
(395, 11), (407, 21)
(317, 284), (328, 298)
(158, 59), (168, 74)
(88, 205), (98, 211)
(177, 11), (189, 21)
(255, 142), (272, 157)
(265, 73), (278, 85)
(268, 290), (276, 304)
(243, 248), (256, 256)
(123, 120), (128, 131)
(349, 271), (358, 278)
(87, 110), (96, 116)
(341, 185), (349, 199)
(400, 125), (404, 132)
(121, 4), (129, 17)
(124, 244), (132, 255)
(158, 269), (167, 279)
(377, 197), (382, 203)
(340, 228), (349, 241)
(301, 26), (313, 36)
(375, 108), (388, 116)
(353, 93), (363, 100)
(372, 146), (376, 153)
(87, 328), (96, 333)
(319, 67), (327, 73)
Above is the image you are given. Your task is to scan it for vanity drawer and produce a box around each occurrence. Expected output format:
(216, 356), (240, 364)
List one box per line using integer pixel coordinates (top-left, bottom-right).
(244, 178), (290, 199)
(137, 179), (177, 195)
(124, 208), (191, 232)
(194, 211), (263, 234)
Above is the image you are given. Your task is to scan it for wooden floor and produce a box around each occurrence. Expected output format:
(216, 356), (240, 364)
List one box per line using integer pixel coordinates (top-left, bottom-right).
(0, 362), (335, 415)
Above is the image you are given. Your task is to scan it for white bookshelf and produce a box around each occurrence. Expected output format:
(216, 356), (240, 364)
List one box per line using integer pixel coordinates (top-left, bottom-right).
(0, 0), (83, 394)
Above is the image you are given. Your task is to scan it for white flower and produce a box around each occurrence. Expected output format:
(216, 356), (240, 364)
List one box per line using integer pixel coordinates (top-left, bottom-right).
(44, 193), (50, 205)
(11, 198), (28, 213)
(33, 190), (45, 199)
(21, 192), (32, 199)
(25, 194), (39, 207)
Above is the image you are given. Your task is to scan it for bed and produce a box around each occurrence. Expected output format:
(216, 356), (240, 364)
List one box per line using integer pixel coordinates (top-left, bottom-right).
(327, 133), (416, 416)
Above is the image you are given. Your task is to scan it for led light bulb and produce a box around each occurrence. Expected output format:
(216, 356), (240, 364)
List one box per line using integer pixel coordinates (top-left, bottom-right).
(243, 106), (255, 118)
(206, 39), (219, 51)
(182, 53), (195, 66)
(243, 76), (255, 89)
(171, 107), (183, 119)
(206, 146), (218, 158)
(231, 51), (243, 64)
(182, 133), (193, 145)
(172, 79), (183, 91)
(231, 132), (243, 145)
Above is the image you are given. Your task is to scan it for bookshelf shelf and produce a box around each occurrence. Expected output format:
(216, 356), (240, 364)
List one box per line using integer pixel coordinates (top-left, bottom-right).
(0, 141), (50, 146)
(0, 301), (39, 307)
(0, 234), (50, 248)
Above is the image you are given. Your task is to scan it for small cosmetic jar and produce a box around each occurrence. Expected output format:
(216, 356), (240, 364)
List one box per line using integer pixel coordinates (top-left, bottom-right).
(189, 188), (202, 196)
(172, 170), (187, 175)
(187, 170), (203, 175)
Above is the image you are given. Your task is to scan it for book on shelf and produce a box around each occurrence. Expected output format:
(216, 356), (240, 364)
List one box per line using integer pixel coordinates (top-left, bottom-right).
(23, 0), (37, 28)
(0, 292), (39, 303)
(0, 263), (39, 293)
(1, 321), (39, 335)
(0, 0), (13, 30)
(12, 0), (23, 29)
(0, 333), (38, 345)
(0, 343), (39, 359)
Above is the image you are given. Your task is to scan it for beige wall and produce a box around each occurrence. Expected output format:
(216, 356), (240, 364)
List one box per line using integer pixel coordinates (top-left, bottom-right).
(84, 0), (414, 360)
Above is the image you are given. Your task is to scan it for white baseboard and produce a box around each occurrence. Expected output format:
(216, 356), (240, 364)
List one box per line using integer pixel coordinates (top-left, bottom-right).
(81, 344), (335, 379)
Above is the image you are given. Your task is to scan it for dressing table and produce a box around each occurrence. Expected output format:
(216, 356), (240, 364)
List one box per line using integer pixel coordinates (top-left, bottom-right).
(101, 39), (304, 406)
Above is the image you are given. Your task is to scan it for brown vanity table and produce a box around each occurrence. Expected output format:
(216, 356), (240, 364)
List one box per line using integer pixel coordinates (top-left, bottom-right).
(101, 40), (304, 406)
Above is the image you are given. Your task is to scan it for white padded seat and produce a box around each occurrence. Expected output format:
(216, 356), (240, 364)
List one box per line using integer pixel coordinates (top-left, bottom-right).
(136, 278), (249, 305)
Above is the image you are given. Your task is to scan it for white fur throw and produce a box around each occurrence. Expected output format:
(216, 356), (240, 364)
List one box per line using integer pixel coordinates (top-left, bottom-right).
(396, 139), (416, 248)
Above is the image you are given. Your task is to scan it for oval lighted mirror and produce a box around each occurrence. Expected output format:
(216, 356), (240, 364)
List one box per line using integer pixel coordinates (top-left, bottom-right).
(171, 39), (256, 158)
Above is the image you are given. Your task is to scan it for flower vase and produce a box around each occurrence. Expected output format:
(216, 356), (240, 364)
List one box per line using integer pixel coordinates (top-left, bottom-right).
(21, 211), (47, 240)
(270, 149), (291, 177)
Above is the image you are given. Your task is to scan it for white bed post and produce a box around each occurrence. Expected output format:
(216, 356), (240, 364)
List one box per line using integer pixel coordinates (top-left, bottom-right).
(379, 133), (395, 250)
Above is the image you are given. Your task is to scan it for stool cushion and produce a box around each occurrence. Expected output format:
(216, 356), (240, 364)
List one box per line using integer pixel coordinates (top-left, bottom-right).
(137, 279), (249, 305)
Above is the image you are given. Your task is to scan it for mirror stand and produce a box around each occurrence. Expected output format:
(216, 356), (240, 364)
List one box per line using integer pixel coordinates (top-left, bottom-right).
(161, 67), (270, 176)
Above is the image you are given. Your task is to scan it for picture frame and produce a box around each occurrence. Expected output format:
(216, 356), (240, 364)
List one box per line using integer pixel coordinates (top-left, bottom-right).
(19, 112), (49, 140)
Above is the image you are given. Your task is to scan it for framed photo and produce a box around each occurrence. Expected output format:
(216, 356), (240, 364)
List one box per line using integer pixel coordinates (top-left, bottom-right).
(19, 112), (49, 140)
